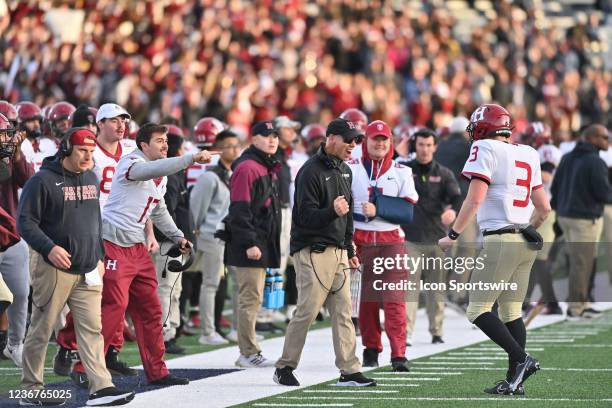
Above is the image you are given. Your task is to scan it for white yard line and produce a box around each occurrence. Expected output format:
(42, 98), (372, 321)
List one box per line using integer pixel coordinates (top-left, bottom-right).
(127, 303), (611, 408)
(253, 404), (353, 407)
(374, 372), (463, 375)
(277, 396), (612, 402)
(302, 390), (397, 394)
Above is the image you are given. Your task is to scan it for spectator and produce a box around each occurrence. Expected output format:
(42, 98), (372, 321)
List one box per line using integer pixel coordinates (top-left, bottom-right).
(349, 120), (419, 371)
(153, 125), (195, 354)
(401, 129), (462, 345)
(224, 121), (281, 367)
(0, 112), (32, 368)
(17, 128), (135, 406)
(551, 124), (611, 319)
(274, 118), (375, 387)
(190, 130), (240, 345)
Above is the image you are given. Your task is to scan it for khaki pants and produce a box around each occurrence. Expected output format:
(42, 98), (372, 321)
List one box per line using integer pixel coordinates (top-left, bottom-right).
(601, 205), (612, 283)
(536, 210), (556, 261)
(466, 234), (537, 323)
(154, 248), (183, 342)
(276, 246), (361, 374)
(29, 248), (68, 336)
(558, 216), (603, 315)
(405, 242), (445, 338)
(197, 238), (224, 336)
(232, 266), (266, 356)
(449, 217), (480, 303)
(23, 260), (113, 394)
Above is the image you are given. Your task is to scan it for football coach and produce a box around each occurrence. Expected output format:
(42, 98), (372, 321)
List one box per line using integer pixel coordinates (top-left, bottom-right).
(274, 118), (376, 388)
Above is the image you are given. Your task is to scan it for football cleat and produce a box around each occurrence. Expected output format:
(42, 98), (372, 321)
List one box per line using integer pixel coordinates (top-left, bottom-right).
(484, 380), (525, 395)
(507, 355), (540, 392)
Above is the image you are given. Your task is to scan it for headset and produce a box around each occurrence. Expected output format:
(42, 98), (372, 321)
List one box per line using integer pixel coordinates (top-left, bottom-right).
(59, 127), (96, 157)
(164, 242), (195, 274)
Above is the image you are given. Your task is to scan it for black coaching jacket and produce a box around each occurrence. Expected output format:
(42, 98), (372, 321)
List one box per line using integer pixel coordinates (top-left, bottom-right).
(290, 144), (356, 258)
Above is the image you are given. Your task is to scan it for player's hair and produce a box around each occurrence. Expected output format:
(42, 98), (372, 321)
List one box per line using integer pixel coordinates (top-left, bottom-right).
(167, 134), (183, 158)
(136, 123), (168, 151)
(413, 128), (438, 145)
(160, 116), (180, 126)
(215, 130), (238, 146)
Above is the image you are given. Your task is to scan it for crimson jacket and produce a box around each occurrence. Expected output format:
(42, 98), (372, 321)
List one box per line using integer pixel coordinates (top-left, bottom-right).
(224, 145), (281, 268)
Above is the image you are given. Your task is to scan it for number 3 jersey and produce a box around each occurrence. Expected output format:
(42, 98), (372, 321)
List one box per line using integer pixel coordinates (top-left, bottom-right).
(462, 139), (543, 231)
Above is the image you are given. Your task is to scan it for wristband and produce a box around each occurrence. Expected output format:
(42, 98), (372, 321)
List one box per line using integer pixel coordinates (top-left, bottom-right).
(448, 229), (460, 240)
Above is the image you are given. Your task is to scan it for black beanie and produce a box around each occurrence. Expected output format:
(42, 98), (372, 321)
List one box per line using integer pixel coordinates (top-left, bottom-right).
(71, 104), (96, 127)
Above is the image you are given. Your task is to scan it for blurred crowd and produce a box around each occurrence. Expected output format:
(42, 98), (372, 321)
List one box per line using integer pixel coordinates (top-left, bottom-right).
(1, 0), (611, 142)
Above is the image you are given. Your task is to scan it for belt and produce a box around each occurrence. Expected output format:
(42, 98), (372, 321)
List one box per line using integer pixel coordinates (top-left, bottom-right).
(482, 226), (523, 236)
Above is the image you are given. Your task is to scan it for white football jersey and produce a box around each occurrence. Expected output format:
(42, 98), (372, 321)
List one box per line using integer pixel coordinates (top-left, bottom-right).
(92, 142), (133, 210)
(102, 152), (168, 234)
(348, 158), (419, 232)
(21, 138), (58, 172)
(538, 144), (562, 168)
(462, 139), (543, 231)
(186, 155), (219, 189)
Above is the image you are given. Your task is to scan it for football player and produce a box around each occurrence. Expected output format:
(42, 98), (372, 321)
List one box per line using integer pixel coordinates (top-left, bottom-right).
(185, 117), (224, 188)
(438, 104), (551, 395)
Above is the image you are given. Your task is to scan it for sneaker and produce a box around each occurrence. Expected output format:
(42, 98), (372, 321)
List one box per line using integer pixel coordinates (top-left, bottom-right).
(362, 348), (379, 368)
(71, 369), (89, 389)
(391, 357), (410, 372)
(583, 308), (602, 318)
(235, 353), (275, 368)
(53, 347), (73, 376)
(4, 342), (23, 368)
(432, 335), (444, 344)
(336, 372), (376, 387)
(507, 355), (540, 393)
(273, 367), (300, 386)
(164, 339), (185, 354)
(86, 386), (135, 406)
(20, 393), (66, 406)
(198, 332), (229, 346)
(484, 380), (525, 396)
(219, 316), (232, 328)
(149, 374), (189, 386)
(566, 310), (584, 321)
(105, 347), (137, 376)
(255, 322), (283, 334)
(182, 314), (201, 335)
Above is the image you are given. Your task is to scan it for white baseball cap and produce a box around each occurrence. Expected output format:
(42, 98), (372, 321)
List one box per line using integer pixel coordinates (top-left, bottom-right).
(449, 116), (470, 134)
(96, 103), (131, 122)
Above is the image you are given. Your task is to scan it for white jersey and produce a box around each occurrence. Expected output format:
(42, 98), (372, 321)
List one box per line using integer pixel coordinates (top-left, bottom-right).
(120, 138), (137, 153)
(21, 138), (58, 172)
(92, 142), (133, 210)
(348, 158), (419, 232)
(599, 147), (612, 168)
(186, 155), (219, 189)
(462, 139), (542, 232)
(538, 144), (562, 197)
(102, 152), (168, 234)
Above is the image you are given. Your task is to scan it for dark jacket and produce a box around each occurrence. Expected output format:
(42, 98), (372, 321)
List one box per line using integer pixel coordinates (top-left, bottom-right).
(17, 155), (104, 274)
(551, 142), (612, 219)
(275, 147), (292, 207)
(401, 159), (462, 243)
(154, 169), (195, 245)
(290, 144), (356, 257)
(434, 133), (471, 199)
(225, 145), (281, 268)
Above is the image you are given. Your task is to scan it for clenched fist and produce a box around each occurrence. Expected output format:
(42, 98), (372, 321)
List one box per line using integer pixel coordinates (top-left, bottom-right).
(334, 195), (350, 216)
(193, 150), (220, 164)
(362, 202), (376, 218)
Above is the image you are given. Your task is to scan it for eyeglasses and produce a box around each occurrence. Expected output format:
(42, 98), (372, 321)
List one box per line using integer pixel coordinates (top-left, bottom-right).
(342, 134), (364, 145)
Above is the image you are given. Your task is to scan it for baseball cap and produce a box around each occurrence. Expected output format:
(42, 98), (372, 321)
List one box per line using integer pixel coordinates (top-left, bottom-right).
(71, 105), (96, 127)
(273, 116), (300, 130)
(450, 116), (470, 134)
(326, 118), (364, 143)
(68, 128), (97, 147)
(96, 103), (131, 123)
(251, 121), (278, 137)
(365, 120), (392, 139)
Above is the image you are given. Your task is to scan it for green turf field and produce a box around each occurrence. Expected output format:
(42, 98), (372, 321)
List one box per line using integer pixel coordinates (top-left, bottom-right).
(0, 318), (330, 394)
(241, 310), (612, 408)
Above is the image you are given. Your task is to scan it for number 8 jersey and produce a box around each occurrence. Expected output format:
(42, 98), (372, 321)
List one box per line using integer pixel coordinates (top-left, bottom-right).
(462, 139), (543, 231)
